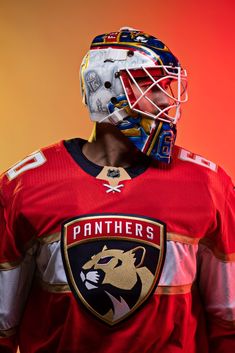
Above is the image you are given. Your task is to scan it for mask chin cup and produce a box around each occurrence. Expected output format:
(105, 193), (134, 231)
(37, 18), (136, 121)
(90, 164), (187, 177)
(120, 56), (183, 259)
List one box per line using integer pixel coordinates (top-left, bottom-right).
(116, 116), (177, 164)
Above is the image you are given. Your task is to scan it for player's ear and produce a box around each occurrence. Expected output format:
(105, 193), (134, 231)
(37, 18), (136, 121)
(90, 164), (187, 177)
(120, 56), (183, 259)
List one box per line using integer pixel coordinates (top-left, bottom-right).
(130, 246), (146, 267)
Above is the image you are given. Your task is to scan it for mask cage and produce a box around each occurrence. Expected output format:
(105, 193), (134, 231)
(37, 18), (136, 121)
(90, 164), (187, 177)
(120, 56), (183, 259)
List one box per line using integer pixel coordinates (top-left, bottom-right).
(119, 66), (187, 124)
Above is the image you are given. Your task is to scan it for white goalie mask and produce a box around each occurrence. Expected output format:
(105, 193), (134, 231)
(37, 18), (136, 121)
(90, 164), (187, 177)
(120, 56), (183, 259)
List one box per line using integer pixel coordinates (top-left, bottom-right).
(80, 29), (188, 163)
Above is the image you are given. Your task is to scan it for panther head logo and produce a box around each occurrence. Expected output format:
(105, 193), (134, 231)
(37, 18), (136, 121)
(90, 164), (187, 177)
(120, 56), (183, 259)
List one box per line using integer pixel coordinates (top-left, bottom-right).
(80, 245), (154, 323)
(61, 214), (166, 325)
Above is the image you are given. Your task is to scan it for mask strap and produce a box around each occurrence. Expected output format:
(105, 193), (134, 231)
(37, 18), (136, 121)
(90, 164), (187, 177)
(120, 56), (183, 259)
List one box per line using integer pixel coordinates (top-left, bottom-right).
(88, 122), (97, 142)
(99, 107), (129, 125)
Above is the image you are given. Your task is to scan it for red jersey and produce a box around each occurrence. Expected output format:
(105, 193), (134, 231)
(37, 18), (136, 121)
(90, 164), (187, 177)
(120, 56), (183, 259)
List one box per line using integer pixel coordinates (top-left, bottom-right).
(0, 138), (234, 353)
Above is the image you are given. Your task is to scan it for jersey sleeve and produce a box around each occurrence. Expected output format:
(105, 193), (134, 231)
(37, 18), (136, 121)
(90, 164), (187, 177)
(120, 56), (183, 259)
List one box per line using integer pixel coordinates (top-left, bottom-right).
(198, 170), (235, 353)
(0, 175), (37, 353)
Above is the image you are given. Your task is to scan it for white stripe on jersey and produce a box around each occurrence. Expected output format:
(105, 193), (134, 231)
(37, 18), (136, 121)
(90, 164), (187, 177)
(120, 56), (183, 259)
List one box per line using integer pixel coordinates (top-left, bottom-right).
(8, 235), (232, 324)
(198, 244), (235, 322)
(159, 241), (198, 286)
(36, 241), (67, 284)
(0, 246), (36, 330)
(36, 239), (199, 288)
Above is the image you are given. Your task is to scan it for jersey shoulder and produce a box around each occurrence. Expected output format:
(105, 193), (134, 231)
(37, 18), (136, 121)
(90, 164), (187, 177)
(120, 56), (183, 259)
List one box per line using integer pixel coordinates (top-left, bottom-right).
(0, 140), (65, 201)
(172, 145), (233, 192)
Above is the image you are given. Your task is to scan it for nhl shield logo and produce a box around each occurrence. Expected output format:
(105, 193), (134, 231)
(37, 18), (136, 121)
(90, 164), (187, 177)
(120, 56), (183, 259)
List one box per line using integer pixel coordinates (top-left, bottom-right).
(61, 214), (166, 325)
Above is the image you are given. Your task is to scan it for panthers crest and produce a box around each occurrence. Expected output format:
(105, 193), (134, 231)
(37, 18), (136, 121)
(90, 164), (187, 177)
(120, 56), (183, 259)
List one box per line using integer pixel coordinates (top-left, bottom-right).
(61, 214), (166, 325)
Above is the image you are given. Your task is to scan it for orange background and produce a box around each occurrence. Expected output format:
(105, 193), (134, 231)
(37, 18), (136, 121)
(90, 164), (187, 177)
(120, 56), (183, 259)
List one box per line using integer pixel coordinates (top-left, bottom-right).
(1, 0), (234, 179)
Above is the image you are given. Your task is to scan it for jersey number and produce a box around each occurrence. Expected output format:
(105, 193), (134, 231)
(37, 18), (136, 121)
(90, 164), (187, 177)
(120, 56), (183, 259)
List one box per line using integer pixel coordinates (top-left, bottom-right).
(178, 149), (217, 172)
(6, 151), (46, 180)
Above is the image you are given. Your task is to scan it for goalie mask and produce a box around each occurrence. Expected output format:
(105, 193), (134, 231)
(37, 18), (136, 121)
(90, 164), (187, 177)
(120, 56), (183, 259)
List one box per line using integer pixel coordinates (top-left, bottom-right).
(80, 27), (187, 163)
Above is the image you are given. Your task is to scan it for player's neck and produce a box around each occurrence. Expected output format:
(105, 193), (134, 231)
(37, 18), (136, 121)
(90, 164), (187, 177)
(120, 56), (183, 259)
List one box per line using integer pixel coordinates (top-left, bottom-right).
(82, 123), (141, 168)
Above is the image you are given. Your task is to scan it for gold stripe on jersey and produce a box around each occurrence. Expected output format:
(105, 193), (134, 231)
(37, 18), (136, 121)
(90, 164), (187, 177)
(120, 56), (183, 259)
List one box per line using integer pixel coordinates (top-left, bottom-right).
(199, 238), (235, 262)
(167, 232), (200, 245)
(39, 232), (61, 245)
(0, 260), (22, 270)
(0, 327), (17, 338)
(155, 283), (192, 295)
(37, 277), (71, 293)
(0, 243), (38, 269)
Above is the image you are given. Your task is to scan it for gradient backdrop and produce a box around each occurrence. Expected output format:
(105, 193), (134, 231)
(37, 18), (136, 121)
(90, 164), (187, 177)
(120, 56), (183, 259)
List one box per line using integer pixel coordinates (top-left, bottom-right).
(1, 0), (235, 180)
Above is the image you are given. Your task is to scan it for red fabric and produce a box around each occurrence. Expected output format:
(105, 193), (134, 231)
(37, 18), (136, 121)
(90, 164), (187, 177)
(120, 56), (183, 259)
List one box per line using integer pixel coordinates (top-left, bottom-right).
(19, 285), (208, 353)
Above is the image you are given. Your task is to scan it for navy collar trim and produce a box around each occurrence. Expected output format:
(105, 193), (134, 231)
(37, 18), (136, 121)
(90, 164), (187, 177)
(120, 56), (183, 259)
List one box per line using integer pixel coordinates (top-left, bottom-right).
(63, 138), (150, 178)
